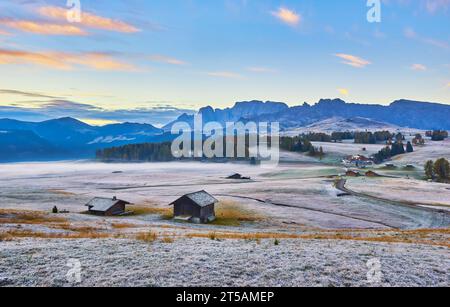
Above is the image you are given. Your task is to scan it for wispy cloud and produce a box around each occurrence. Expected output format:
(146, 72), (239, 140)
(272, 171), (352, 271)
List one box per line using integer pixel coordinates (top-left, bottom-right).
(149, 55), (187, 65)
(337, 88), (349, 96)
(0, 19), (87, 36)
(0, 48), (137, 71)
(0, 89), (61, 99)
(0, 99), (195, 126)
(0, 29), (11, 35)
(334, 53), (371, 68)
(38, 6), (140, 33)
(207, 71), (243, 79)
(271, 7), (301, 27)
(411, 63), (427, 71)
(404, 27), (450, 50)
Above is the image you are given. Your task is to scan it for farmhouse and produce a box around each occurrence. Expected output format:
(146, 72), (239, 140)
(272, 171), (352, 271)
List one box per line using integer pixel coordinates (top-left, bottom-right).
(346, 170), (360, 177)
(227, 173), (251, 180)
(170, 190), (218, 224)
(342, 155), (374, 168)
(85, 196), (130, 216)
(365, 170), (381, 177)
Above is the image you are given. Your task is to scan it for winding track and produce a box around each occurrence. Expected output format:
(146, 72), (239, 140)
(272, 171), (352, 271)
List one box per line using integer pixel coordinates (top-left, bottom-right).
(215, 193), (398, 229)
(335, 179), (449, 214)
(335, 179), (450, 228)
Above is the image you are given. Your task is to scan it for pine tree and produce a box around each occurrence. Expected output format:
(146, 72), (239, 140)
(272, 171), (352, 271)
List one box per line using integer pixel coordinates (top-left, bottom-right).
(406, 141), (414, 153)
(319, 146), (324, 160)
(433, 158), (450, 182)
(425, 160), (434, 180)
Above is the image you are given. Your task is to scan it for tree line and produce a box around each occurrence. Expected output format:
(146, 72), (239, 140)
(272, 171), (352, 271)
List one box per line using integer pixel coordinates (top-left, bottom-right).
(373, 140), (414, 163)
(96, 142), (175, 162)
(280, 130), (447, 145)
(279, 136), (325, 158)
(294, 130), (402, 145)
(425, 158), (450, 182)
(426, 130), (449, 141)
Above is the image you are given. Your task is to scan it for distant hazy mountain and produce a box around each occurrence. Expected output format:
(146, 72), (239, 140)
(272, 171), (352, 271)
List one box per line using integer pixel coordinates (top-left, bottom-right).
(0, 117), (163, 161)
(1, 98), (449, 162)
(0, 130), (62, 162)
(165, 99), (450, 131)
(163, 100), (289, 130)
(242, 99), (450, 130)
(303, 117), (400, 132)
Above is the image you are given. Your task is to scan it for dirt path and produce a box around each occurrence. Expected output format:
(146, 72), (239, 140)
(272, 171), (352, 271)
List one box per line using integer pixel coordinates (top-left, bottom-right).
(335, 179), (450, 228)
(216, 193), (398, 229)
(336, 179), (447, 213)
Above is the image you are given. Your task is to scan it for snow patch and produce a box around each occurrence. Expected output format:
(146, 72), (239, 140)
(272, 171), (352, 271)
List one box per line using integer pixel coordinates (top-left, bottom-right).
(88, 136), (136, 144)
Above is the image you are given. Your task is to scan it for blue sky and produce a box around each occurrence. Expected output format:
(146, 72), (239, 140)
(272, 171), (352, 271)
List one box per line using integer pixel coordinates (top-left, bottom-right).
(0, 0), (449, 125)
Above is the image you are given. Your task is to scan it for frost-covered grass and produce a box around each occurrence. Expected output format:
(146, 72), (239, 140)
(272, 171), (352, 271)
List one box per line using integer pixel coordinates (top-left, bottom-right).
(0, 159), (448, 286)
(0, 209), (66, 225)
(0, 229), (112, 240)
(347, 178), (450, 209)
(0, 237), (448, 287)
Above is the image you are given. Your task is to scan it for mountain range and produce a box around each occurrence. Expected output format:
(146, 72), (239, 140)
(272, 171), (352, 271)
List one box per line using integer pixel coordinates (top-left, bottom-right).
(1, 98), (449, 162)
(0, 117), (165, 161)
(165, 99), (450, 131)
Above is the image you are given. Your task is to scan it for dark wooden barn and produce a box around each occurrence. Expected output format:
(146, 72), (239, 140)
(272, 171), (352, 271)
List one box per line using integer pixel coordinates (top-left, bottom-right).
(170, 190), (218, 224)
(227, 173), (251, 180)
(85, 196), (130, 216)
(365, 170), (381, 177)
(346, 170), (360, 177)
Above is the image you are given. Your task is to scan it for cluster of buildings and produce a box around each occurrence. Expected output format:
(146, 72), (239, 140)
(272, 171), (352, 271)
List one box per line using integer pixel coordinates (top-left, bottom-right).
(85, 191), (220, 224)
(342, 155), (374, 168)
(82, 172), (254, 223)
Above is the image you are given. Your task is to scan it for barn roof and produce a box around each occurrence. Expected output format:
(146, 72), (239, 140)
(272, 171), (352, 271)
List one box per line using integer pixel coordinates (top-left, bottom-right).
(85, 197), (129, 212)
(171, 190), (218, 207)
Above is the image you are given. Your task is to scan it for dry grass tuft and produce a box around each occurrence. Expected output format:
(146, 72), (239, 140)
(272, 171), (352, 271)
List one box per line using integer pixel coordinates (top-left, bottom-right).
(111, 223), (140, 229)
(161, 236), (175, 244)
(52, 223), (104, 233)
(128, 204), (173, 219)
(213, 201), (263, 226)
(0, 209), (67, 225)
(186, 231), (298, 241)
(208, 232), (217, 240)
(2, 230), (111, 240)
(0, 232), (13, 242)
(48, 189), (76, 196)
(185, 228), (450, 247)
(135, 231), (158, 242)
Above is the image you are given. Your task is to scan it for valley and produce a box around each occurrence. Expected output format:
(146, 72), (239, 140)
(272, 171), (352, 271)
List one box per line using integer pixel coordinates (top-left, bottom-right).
(1, 136), (449, 286)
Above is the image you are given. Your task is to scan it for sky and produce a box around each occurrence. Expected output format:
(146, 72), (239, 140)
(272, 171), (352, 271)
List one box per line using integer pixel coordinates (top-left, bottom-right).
(0, 0), (449, 126)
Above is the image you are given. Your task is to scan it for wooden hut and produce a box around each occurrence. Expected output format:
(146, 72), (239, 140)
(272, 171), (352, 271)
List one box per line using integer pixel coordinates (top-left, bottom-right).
(365, 170), (381, 177)
(346, 170), (360, 177)
(227, 173), (251, 180)
(85, 196), (130, 216)
(170, 190), (218, 224)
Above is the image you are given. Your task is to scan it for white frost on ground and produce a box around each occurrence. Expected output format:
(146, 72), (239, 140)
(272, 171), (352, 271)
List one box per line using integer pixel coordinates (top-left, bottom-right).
(0, 238), (448, 287)
(0, 161), (449, 287)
